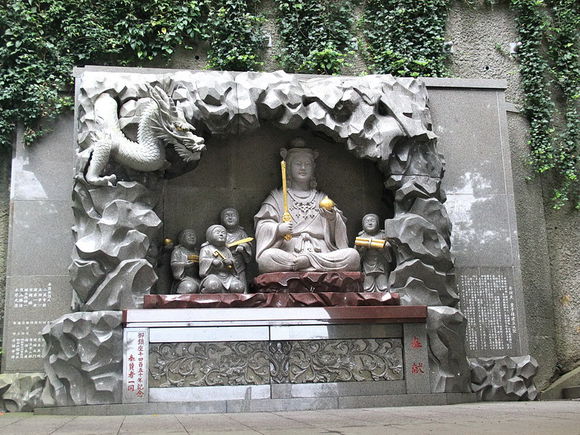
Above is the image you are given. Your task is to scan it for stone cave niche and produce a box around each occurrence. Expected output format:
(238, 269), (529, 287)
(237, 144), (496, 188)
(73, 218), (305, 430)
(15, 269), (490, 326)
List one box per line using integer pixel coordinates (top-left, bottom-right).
(161, 126), (393, 287)
(71, 69), (454, 311)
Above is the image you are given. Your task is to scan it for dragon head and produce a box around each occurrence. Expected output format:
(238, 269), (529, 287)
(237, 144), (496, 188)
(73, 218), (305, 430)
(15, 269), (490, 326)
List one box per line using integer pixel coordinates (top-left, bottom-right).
(146, 84), (206, 162)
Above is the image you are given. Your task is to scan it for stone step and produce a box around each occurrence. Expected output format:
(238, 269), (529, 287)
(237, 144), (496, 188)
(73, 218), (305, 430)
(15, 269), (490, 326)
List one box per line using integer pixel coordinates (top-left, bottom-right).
(562, 386), (580, 399)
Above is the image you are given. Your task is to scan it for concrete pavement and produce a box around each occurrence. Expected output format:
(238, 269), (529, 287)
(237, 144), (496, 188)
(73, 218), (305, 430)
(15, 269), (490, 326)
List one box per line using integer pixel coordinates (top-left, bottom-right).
(0, 401), (578, 434)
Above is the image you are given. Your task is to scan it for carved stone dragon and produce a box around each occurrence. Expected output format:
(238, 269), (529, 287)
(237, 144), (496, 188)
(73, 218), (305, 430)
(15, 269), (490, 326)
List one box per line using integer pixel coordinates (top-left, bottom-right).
(84, 85), (205, 186)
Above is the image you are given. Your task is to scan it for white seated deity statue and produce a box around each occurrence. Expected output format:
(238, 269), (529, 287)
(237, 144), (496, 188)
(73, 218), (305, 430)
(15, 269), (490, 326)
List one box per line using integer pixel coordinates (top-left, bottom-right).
(254, 138), (360, 273)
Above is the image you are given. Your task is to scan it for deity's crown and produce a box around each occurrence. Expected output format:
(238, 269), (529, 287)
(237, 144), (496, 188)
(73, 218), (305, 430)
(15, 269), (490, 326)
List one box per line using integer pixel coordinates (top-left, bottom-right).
(280, 137), (319, 160)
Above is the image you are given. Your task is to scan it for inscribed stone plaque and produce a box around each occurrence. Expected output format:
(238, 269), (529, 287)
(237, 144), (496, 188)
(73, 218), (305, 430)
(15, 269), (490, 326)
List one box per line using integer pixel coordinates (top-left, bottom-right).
(123, 328), (149, 403)
(403, 324), (430, 393)
(457, 267), (520, 355)
(2, 275), (71, 371)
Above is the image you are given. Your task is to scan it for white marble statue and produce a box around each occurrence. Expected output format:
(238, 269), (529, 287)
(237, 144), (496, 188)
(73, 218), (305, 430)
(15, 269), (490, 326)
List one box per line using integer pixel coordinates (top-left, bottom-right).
(254, 138), (360, 273)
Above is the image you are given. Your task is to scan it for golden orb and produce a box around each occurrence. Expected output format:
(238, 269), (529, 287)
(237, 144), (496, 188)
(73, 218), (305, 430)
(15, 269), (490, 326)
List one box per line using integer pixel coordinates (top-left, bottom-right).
(319, 196), (335, 210)
(163, 238), (174, 246)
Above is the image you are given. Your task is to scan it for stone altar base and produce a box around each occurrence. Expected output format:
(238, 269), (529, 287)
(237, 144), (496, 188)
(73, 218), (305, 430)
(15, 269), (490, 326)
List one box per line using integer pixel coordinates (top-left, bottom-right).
(144, 292), (400, 308)
(113, 306), (473, 411)
(253, 271), (363, 293)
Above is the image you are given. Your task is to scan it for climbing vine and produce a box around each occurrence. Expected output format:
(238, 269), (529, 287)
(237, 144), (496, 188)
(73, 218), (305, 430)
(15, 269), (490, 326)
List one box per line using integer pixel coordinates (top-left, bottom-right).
(274, 0), (356, 74)
(205, 0), (264, 71)
(0, 0), (265, 149)
(546, 0), (579, 208)
(362, 0), (449, 77)
(511, 0), (579, 208)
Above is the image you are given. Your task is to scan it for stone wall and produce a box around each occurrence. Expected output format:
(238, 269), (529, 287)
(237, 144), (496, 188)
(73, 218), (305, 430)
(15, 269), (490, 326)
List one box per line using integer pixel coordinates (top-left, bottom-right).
(444, 0), (576, 389)
(0, 149), (10, 349)
(0, 0), (576, 389)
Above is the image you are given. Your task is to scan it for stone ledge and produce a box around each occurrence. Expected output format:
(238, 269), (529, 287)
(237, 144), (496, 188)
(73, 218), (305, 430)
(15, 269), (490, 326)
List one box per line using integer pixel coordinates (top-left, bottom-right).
(34, 393), (477, 415)
(123, 306), (427, 327)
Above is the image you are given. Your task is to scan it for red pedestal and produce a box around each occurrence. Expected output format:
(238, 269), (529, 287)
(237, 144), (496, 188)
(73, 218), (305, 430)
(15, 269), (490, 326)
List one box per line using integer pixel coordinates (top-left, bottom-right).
(144, 291), (400, 309)
(253, 271), (364, 293)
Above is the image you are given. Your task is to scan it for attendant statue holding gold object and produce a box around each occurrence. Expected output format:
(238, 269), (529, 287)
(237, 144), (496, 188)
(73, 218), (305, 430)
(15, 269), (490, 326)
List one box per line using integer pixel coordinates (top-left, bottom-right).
(254, 137), (360, 273)
(355, 214), (392, 292)
(199, 225), (245, 293)
(170, 229), (201, 294)
(221, 207), (253, 292)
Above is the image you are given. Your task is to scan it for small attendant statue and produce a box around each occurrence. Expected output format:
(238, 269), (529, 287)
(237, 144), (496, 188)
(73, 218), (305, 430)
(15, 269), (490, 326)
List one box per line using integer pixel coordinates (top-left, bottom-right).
(220, 208), (253, 292)
(356, 214), (392, 292)
(199, 225), (245, 293)
(170, 229), (201, 294)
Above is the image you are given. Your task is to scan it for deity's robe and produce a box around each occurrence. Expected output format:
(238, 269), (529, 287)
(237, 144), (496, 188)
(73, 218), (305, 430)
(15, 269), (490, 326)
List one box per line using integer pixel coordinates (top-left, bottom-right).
(254, 188), (360, 273)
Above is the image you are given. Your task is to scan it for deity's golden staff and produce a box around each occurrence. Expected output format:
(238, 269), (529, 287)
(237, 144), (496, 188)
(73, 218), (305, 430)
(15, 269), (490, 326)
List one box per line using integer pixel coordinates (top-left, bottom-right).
(280, 160), (292, 241)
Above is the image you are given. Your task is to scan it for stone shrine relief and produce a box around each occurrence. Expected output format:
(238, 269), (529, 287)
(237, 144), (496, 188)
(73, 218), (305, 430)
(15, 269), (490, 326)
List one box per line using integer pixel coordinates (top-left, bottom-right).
(72, 70), (454, 309)
(0, 68), (539, 410)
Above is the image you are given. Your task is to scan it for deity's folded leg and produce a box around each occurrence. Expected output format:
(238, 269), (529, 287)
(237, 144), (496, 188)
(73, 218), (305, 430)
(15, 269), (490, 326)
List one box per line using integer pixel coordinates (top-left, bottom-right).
(258, 247), (360, 272)
(257, 248), (298, 273)
(304, 248), (360, 271)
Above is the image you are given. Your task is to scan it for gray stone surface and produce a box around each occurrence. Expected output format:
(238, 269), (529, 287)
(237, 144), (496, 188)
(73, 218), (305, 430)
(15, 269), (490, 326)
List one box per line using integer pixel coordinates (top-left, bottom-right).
(150, 385), (271, 402)
(270, 380), (407, 398)
(11, 114), (74, 202)
(2, 118), (76, 371)
(430, 85), (529, 360)
(0, 372), (45, 412)
(7, 200), (73, 277)
(2, 275), (72, 372)
(541, 365), (580, 400)
(544, 195), (580, 375)
(69, 180), (162, 310)
(469, 355), (539, 401)
(427, 306), (471, 393)
(20, 401), (580, 433)
(0, 149), (9, 345)
(0, 0), (574, 399)
(42, 311), (123, 407)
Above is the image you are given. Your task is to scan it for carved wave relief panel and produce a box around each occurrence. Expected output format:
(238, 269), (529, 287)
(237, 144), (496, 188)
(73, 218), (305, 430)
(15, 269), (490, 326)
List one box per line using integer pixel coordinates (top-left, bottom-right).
(150, 339), (403, 388)
(288, 339), (403, 384)
(149, 342), (270, 388)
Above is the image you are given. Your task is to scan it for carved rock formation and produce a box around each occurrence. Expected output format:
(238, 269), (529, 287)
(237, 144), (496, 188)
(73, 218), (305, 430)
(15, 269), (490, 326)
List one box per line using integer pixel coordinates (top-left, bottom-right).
(470, 355), (539, 401)
(42, 311), (123, 407)
(70, 179), (161, 310)
(0, 373), (46, 412)
(76, 70), (451, 312)
(427, 306), (471, 393)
